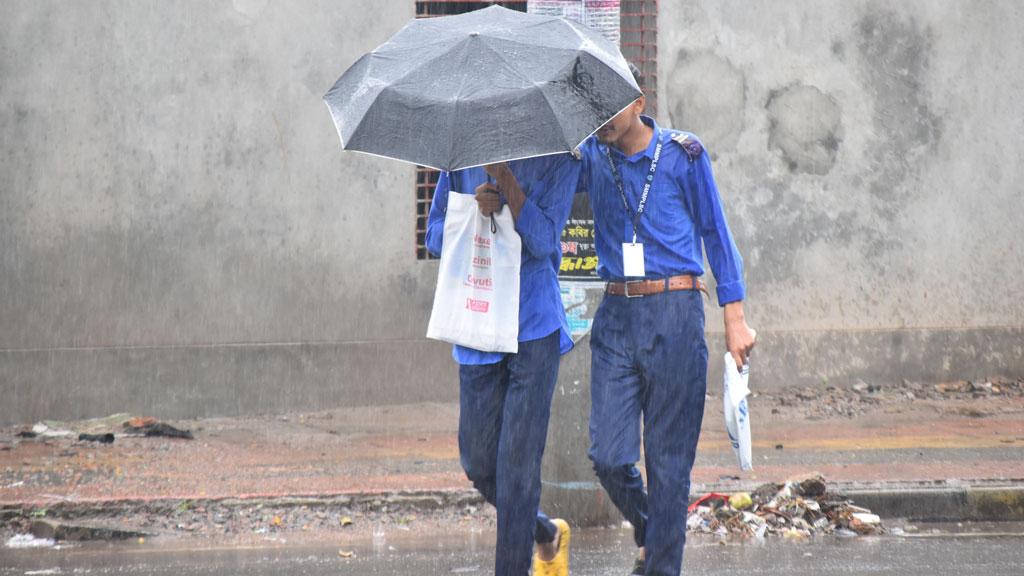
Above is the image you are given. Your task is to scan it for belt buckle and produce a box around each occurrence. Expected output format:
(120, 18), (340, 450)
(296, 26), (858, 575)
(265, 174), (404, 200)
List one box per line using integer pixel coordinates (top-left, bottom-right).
(624, 280), (644, 298)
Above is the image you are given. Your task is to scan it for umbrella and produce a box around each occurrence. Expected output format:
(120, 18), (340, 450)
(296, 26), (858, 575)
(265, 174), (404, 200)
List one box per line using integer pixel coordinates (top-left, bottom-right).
(323, 5), (641, 171)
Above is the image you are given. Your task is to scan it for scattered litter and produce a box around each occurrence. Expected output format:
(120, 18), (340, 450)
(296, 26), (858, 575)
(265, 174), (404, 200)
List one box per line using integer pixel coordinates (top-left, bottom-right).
(28, 423), (73, 438)
(851, 512), (880, 525)
(340, 516), (353, 527)
(78, 433), (115, 444)
(338, 549), (356, 558)
(123, 420), (194, 439)
(687, 475), (885, 539)
(688, 493), (730, 512)
(126, 416), (158, 428)
(25, 569), (62, 575)
(762, 378), (1024, 419)
(729, 492), (753, 510)
(5, 534), (55, 548)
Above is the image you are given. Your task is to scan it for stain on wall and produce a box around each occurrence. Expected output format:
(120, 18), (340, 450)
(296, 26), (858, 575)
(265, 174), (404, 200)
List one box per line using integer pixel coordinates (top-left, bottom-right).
(766, 84), (843, 175)
(667, 50), (746, 154)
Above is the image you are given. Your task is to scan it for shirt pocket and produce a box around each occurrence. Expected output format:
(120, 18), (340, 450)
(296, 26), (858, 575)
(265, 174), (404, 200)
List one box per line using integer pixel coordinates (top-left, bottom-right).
(645, 174), (692, 243)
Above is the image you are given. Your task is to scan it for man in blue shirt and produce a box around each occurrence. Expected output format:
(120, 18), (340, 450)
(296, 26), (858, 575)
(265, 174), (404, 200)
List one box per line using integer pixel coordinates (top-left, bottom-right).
(578, 68), (756, 576)
(426, 155), (580, 576)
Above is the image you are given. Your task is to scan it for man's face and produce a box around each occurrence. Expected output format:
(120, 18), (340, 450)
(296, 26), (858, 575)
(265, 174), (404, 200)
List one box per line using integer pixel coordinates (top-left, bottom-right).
(596, 98), (643, 145)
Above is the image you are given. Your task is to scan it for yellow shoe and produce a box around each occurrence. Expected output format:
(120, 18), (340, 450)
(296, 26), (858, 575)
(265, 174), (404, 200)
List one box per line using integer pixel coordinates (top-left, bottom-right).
(533, 518), (570, 576)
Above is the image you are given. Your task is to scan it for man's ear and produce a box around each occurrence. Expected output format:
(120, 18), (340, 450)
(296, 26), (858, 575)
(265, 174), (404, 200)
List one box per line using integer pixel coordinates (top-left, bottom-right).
(633, 96), (646, 115)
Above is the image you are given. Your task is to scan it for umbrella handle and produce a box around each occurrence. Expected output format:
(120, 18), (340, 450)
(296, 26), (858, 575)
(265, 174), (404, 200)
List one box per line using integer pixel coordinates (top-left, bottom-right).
(486, 173), (499, 233)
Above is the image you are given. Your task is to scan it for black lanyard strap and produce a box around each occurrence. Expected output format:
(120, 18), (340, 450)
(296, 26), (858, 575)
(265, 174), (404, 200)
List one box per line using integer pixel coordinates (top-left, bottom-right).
(605, 138), (663, 243)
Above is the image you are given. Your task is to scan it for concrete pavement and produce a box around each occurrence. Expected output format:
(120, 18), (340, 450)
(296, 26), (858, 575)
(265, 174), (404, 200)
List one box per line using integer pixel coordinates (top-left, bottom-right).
(1, 383), (1023, 542)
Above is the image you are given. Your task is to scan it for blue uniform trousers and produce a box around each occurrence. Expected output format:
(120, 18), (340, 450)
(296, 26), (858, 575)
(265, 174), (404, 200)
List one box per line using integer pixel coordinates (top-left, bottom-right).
(458, 330), (561, 576)
(589, 289), (708, 576)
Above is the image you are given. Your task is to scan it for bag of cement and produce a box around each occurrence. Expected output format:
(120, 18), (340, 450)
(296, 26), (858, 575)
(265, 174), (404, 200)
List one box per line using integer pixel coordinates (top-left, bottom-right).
(723, 353), (753, 471)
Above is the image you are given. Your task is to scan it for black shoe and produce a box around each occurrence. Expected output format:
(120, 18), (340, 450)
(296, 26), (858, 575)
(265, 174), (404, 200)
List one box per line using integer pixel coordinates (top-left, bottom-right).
(631, 557), (645, 575)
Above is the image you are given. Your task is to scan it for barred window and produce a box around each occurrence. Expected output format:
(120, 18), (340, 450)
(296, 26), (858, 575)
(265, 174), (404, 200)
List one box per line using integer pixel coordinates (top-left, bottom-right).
(621, 0), (658, 115)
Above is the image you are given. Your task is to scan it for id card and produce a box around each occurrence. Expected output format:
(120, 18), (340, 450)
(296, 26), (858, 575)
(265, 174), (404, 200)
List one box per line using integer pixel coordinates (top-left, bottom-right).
(622, 242), (646, 277)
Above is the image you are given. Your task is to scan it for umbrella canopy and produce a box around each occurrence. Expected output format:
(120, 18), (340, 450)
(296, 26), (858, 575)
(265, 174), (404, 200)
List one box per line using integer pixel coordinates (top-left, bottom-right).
(324, 5), (641, 171)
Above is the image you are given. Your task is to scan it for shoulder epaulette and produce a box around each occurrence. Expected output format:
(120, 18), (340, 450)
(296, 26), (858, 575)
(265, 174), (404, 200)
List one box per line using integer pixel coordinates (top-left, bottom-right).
(670, 132), (704, 162)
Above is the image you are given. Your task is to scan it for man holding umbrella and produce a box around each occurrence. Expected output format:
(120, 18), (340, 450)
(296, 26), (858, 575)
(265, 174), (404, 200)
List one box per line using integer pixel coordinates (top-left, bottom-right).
(578, 66), (756, 576)
(425, 156), (580, 576)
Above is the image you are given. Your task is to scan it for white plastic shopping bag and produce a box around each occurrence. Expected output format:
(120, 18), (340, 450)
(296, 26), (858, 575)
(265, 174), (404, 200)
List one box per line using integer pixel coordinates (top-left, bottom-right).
(426, 191), (521, 353)
(723, 353), (753, 471)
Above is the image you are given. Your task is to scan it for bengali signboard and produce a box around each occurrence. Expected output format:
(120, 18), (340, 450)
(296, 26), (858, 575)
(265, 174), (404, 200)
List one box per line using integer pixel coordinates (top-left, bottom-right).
(558, 194), (603, 339)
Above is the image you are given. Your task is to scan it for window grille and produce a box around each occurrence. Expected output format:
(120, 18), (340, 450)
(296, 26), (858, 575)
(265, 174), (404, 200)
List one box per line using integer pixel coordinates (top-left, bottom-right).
(620, 0), (657, 114)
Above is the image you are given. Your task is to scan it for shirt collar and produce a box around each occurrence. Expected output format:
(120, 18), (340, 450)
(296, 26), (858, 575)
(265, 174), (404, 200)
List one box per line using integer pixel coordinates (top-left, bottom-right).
(636, 115), (661, 161)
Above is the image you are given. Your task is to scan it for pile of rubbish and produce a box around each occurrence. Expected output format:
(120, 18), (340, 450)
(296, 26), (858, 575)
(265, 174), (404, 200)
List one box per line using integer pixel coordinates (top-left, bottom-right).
(686, 475), (883, 539)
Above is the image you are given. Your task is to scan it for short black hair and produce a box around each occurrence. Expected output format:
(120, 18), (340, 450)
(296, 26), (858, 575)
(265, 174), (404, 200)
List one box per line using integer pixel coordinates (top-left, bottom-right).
(628, 62), (644, 91)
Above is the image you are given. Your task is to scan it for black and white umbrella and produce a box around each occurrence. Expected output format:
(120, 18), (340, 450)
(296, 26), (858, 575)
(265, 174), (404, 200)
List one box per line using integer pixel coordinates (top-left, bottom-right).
(324, 5), (640, 171)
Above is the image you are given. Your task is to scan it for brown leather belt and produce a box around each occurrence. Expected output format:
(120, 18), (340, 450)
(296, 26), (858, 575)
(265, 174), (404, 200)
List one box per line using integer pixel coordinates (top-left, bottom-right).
(606, 274), (707, 298)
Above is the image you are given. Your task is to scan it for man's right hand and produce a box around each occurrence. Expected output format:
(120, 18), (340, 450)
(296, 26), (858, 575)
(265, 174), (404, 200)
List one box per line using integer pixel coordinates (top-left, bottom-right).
(475, 182), (502, 216)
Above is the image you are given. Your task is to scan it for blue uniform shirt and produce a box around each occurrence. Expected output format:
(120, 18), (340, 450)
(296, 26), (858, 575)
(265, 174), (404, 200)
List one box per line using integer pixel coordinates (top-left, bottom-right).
(426, 154), (580, 365)
(578, 116), (746, 305)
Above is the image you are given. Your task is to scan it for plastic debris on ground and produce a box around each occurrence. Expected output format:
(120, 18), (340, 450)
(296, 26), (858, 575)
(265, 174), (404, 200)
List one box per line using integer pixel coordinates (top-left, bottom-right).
(122, 419), (194, 439)
(686, 475), (885, 539)
(5, 534), (56, 548)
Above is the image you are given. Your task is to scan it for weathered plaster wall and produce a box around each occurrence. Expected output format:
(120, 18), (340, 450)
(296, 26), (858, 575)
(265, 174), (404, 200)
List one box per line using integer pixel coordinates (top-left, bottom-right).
(658, 0), (1024, 388)
(0, 1), (456, 425)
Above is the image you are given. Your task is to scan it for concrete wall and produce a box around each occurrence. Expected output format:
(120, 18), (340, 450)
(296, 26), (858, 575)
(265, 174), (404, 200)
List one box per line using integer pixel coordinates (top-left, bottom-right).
(2, 0), (1022, 425)
(0, 0), (457, 425)
(659, 0), (1024, 389)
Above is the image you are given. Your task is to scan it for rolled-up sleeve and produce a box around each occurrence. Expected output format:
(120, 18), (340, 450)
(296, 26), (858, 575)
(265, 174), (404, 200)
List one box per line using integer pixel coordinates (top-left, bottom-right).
(425, 171), (450, 258)
(513, 156), (579, 260)
(687, 151), (746, 305)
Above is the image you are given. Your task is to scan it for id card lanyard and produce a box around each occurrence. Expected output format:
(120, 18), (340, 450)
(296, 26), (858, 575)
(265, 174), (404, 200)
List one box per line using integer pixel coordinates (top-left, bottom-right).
(605, 138), (663, 277)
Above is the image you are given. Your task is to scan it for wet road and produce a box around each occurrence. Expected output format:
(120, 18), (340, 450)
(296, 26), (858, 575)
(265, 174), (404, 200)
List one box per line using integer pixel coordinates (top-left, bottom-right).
(2, 526), (1023, 575)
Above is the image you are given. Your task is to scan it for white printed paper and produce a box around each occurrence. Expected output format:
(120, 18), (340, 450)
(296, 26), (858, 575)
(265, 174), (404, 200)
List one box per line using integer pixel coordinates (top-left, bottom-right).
(723, 353), (753, 471)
